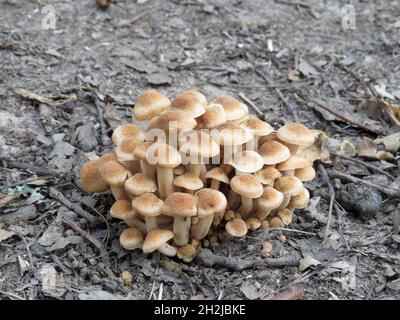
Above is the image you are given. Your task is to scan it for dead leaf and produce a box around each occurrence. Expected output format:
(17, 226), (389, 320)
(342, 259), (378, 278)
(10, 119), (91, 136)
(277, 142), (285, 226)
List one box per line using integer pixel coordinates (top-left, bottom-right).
(297, 130), (330, 163)
(373, 84), (395, 100)
(299, 255), (321, 272)
(0, 228), (15, 242)
(375, 133), (400, 152)
(0, 194), (18, 208)
(240, 282), (259, 300)
(340, 140), (357, 157)
(359, 137), (394, 160)
(298, 59), (320, 77)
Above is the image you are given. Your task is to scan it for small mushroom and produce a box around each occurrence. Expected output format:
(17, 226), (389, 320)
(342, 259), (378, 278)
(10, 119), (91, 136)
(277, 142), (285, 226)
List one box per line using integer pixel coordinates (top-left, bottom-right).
(254, 166), (281, 186)
(242, 115), (274, 150)
(277, 208), (293, 225)
(132, 90), (171, 121)
(276, 155), (311, 177)
(245, 217), (261, 231)
(152, 110), (197, 134)
(171, 94), (206, 118)
(287, 188), (310, 210)
(110, 200), (146, 233)
(115, 137), (141, 174)
(182, 89), (207, 106)
(229, 150), (264, 175)
(258, 141), (291, 165)
(119, 227), (144, 250)
(131, 193), (163, 232)
(125, 173), (157, 197)
(225, 218), (248, 237)
(99, 160), (131, 200)
(230, 174), (263, 217)
(294, 166), (316, 182)
(142, 229), (177, 257)
(255, 186), (284, 221)
(80, 160), (109, 193)
(276, 122), (315, 154)
(133, 141), (156, 180)
(173, 172), (203, 194)
(269, 216), (285, 228)
(111, 123), (145, 146)
(212, 96), (248, 121)
(177, 244), (197, 262)
(204, 167), (229, 190)
(200, 103), (227, 129)
(274, 176), (304, 209)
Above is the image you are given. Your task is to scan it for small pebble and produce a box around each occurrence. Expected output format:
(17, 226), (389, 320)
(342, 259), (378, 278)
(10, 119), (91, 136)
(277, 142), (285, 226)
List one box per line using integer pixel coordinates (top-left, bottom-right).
(261, 241), (273, 257)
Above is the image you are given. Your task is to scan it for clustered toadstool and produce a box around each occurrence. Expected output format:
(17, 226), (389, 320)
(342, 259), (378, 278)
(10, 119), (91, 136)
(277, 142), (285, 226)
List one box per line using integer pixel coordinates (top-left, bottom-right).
(79, 89), (318, 263)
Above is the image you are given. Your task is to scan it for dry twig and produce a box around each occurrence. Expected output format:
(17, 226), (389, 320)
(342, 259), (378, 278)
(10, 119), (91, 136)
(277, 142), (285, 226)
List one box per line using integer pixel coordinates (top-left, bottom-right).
(1, 159), (57, 176)
(318, 164), (335, 244)
(61, 216), (102, 250)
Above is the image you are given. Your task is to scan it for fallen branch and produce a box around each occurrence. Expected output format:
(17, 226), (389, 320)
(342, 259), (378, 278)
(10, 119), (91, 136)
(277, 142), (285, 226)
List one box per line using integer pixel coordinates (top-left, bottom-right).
(61, 216), (102, 250)
(1, 159), (57, 176)
(238, 92), (263, 116)
(196, 249), (300, 271)
(48, 187), (98, 225)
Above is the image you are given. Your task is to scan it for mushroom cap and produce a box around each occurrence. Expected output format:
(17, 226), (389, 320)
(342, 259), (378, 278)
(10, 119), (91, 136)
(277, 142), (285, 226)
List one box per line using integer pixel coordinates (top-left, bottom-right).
(225, 218), (248, 237)
(173, 165), (185, 176)
(182, 89), (207, 106)
(195, 188), (227, 217)
(212, 96), (248, 121)
(210, 122), (253, 146)
(276, 155), (311, 171)
(204, 167), (230, 184)
(119, 227), (143, 250)
(99, 160), (131, 186)
(115, 137), (140, 162)
(229, 150), (264, 173)
(131, 193), (163, 217)
(201, 104), (227, 129)
(125, 173), (157, 196)
(277, 208), (293, 225)
(294, 166), (316, 182)
(80, 160), (109, 193)
(110, 199), (136, 220)
(274, 176), (304, 196)
(133, 90), (171, 121)
(98, 152), (118, 163)
(154, 110), (197, 132)
(256, 187), (284, 211)
(254, 166), (281, 185)
(269, 216), (285, 228)
(142, 229), (174, 253)
(242, 115), (274, 137)
(162, 192), (197, 217)
(246, 217), (261, 231)
(171, 94), (206, 118)
(174, 173), (204, 191)
(146, 143), (182, 168)
(112, 124), (145, 146)
(177, 244), (197, 262)
(258, 132), (279, 146)
(179, 131), (220, 159)
(230, 174), (264, 198)
(289, 188), (310, 209)
(277, 122), (315, 147)
(258, 141), (291, 165)
(133, 141), (153, 160)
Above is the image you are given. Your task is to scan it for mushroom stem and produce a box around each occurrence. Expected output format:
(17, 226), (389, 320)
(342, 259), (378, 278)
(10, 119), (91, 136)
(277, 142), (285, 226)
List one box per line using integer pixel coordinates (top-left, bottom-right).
(240, 196), (253, 217)
(157, 243), (177, 257)
(157, 167), (174, 199)
(283, 169), (295, 177)
(187, 163), (202, 177)
(111, 186), (129, 200)
(279, 195), (291, 210)
(144, 216), (158, 232)
(191, 215), (214, 240)
(141, 160), (156, 180)
(255, 209), (272, 221)
(124, 217), (147, 234)
(173, 216), (191, 246)
(210, 179), (221, 190)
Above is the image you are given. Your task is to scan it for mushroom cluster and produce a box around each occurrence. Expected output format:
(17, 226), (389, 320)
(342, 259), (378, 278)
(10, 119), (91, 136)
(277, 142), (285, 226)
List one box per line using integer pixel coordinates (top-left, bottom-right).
(80, 89), (317, 262)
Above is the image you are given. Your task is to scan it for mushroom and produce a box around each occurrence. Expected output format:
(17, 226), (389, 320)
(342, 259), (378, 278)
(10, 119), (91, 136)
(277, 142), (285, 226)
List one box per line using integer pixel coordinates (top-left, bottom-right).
(273, 176), (304, 209)
(142, 229), (177, 257)
(294, 166), (316, 182)
(119, 227), (144, 251)
(171, 94), (206, 118)
(132, 90), (171, 121)
(277, 208), (293, 225)
(110, 200), (146, 233)
(80, 160), (109, 193)
(133, 141), (156, 180)
(276, 155), (311, 176)
(204, 167), (229, 190)
(99, 160), (131, 200)
(146, 143), (182, 199)
(177, 244), (197, 263)
(225, 218), (248, 237)
(258, 132), (279, 147)
(111, 123), (145, 146)
(230, 174), (263, 217)
(153, 110), (197, 135)
(192, 188), (227, 240)
(287, 188), (310, 210)
(131, 193), (163, 232)
(229, 150), (264, 175)
(254, 166), (281, 186)
(276, 122), (315, 154)
(258, 141), (291, 166)
(242, 115), (274, 150)
(200, 103), (227, 129)
(212, 96), (248, 121)
(245, 217), (261, 231)
(181, 89), (207, 106)
(179, 130), (220, 177)
(269, 216), (285, 228)
(173, 172), (203, 194)
(114, 137), (141, 174)
(162, 192), (197, 246)
(255, 186), (284, 221)
(125, 173), (157, 197)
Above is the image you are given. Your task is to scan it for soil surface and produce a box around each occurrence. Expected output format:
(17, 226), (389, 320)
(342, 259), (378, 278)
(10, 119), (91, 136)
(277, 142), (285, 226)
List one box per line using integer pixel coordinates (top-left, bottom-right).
(1, 0), (399, 300)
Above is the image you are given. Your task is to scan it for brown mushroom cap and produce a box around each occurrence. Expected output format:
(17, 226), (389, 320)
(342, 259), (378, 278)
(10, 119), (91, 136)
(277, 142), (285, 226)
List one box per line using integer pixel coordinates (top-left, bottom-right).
(195, 188), (227, 217)
(204, 167), (230, 184)
(119, 227), (143, 250)
(146, 143), (182, 168)
(131, 193), (163, 217)
(276, 155), (311, 171)
(256, 187), (284, 211)
(171, 94), (206, 118)
(133, 141), (153, 160)
(115, 137), (140, 162)
(110, 199), (136, 220)
(154, 110), (197, 133)
(246, 217), (261, 231)
(258, 141), (291, 165)
(125, 173), (157, 196)
(274, 176), (304, 196)
(225, 218), (248, 237)
(289, 188), (310, 209)
(201, 104), (227, 129)
(174, 173), (204, 191)
(242, 115), (274, 137)
(277, 122), (315, 147)
(162, 192), (197, 218)
(254, 166), (282, 185)
(229, 150), (264, 173)
(80, 160), (109, 193)
(269, 216), (285, 228)
(142, 229), (174, 253)
(230, 174), (264, 198)
(182, 89), (207, 106)
(294, 166), (316, 182)
(112, 124), (145, 146)
(177, 244), (197, 262)
(212, 96), (248, 121)
(210, 122), (252, 146)
(277, 208), (293, 225)
(99, 152), (118, 163)
(133, 90), (171, 121)
(99, 160), (131, 186)
(179, 131), (220, 159)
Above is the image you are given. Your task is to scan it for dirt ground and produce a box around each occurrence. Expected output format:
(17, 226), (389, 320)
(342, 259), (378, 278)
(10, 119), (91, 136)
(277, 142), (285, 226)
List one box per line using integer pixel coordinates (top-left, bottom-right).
(1, 0), (399, 300)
